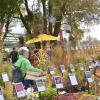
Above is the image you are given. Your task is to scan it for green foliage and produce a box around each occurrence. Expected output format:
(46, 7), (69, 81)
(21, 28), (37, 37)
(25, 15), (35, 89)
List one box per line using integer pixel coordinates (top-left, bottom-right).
(0, 63), (12, 81)
(41, 87), (57, 100)
(76, 65), (86, 86)
(0, 53), (3, 63)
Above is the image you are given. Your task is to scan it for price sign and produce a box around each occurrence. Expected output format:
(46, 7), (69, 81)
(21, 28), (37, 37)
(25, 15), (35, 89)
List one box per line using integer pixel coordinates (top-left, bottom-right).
(14, 82), (26, 98)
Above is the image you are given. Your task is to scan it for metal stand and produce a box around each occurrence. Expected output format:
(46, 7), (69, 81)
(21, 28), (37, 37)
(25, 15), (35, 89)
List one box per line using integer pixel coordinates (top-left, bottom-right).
(39, 92), (41, 100)
(87, 82), (90, 94)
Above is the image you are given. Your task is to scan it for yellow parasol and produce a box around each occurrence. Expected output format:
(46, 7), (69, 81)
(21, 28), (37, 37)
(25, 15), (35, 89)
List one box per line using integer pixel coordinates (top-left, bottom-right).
(26, 34), (59, 44)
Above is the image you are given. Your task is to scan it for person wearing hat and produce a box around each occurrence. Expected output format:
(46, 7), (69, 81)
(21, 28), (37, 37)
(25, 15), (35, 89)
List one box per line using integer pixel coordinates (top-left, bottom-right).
(15, 47), (43, 89)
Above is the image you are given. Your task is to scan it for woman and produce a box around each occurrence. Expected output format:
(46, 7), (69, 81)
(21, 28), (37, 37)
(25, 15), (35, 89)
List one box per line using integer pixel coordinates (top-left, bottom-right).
(15, 47), (43, 89)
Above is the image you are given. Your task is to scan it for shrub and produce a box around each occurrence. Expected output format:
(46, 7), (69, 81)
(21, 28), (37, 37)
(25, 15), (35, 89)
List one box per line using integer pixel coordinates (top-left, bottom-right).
(41, 87), (57, 100)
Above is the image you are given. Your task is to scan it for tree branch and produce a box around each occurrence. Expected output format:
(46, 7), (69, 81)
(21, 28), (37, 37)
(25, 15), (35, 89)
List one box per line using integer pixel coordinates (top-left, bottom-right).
(24, 0), (33, 20)
(19, 9), (32, 34)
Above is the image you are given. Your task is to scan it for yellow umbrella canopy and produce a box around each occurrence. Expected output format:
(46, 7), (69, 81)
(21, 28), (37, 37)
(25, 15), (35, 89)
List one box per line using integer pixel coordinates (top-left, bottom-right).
(26, 34), (59, 44)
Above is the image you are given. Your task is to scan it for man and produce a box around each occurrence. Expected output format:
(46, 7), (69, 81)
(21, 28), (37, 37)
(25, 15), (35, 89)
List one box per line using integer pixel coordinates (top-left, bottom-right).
(15, 47), (43, 89)
(9, 48), (18, 64)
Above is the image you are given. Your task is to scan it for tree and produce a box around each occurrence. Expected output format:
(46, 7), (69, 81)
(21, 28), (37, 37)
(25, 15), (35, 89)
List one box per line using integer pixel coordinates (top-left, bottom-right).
(1, 0), (100, 45)
(50, 0), (100, 48)
(0, 0), (23, 50)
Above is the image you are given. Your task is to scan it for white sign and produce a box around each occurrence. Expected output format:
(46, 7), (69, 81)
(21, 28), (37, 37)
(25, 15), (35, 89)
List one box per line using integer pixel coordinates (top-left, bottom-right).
(70, 64), (75, 72)
(87, 78), (93, 83)
(54, 76), (63, 89)
(80, 67), (84, 71)
(2, 73), (9, 82)
(89, 65), (93, 69)
(59, 65), (66, 73)
(36, 79), (46, 92)
(14, 82), (26, 98)
(69, 74), (78, 86)
(49, 16), (56, 24)
(49, 67), (55, 75)
(71, 68), (75, 72)
(85, 71), (93, 83)
(63, 24), (71, 33)
(97, 97), (100, 100)
(0, 88), (4, 100)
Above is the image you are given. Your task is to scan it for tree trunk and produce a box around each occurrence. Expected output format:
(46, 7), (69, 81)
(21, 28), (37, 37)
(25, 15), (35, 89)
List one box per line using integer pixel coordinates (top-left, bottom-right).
(0, 23), (4, 51)
(54, 15), (62, 36)
(48, 0), (52, 34)
(19, 9), (32, 34)
(42, 0), (47, 34)
(3, 16), (10, 40)
(24, 0), (33, 21)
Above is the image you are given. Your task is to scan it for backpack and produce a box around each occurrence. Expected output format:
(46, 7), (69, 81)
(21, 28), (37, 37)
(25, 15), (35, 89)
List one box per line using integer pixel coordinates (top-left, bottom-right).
(12, 67), (23, 83)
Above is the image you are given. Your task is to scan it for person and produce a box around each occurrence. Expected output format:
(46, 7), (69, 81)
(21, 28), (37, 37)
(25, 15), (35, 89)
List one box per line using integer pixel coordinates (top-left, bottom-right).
(9, 48), (18, 64)
(27, 47), (32, 64)
(15, 47), (43, 90)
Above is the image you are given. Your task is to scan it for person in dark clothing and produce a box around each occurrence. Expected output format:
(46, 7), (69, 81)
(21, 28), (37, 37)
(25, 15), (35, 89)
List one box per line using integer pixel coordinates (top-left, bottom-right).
(9, 48), (18, 64)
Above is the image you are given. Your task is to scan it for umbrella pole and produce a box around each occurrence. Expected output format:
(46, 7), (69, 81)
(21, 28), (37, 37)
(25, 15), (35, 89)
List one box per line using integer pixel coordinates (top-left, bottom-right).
(40, 41), (43, 49)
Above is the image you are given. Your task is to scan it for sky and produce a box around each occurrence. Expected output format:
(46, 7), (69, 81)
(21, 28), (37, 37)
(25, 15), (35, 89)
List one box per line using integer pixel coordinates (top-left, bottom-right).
(83, 24), (100, 40)
(10, 0), (100, 40)
(10, 23), (100, 40)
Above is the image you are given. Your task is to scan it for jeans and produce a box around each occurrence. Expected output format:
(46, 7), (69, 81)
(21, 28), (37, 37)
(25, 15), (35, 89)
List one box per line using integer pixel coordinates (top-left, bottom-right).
(22, 80), (35, 90)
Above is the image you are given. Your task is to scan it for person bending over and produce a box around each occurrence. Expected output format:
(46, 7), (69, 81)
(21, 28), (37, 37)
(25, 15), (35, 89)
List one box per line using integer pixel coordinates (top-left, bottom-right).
(15, 47), (43, 89)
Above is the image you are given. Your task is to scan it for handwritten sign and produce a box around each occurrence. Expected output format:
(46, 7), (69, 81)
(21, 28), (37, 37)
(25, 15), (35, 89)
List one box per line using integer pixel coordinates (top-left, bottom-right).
(69, 74), (78, 86)
(0, 88), (4, 100)
(14, 82), (26, 98)
(35, 79), (46, 92)
(54, 76), (63, 89)
(2, 73), (9, 82)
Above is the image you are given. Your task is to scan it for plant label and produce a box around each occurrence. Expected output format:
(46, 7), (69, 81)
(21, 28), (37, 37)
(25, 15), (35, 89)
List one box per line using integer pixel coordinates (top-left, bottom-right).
(85, 71), (93, 83)
(59, 65), (66, 73)
(0, 88), (4, 100)
(69, 74), (78, 86)
(14, 82), (26, 98)
(49, 67), (55, 75)
(54, 76), (63, 89)
(2, 73), (9, 82)
(35, 79), (46, 92)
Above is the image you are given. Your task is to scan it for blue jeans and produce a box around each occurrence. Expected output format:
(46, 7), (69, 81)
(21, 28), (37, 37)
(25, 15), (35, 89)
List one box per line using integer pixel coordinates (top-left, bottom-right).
(22, 80), (35, 90)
